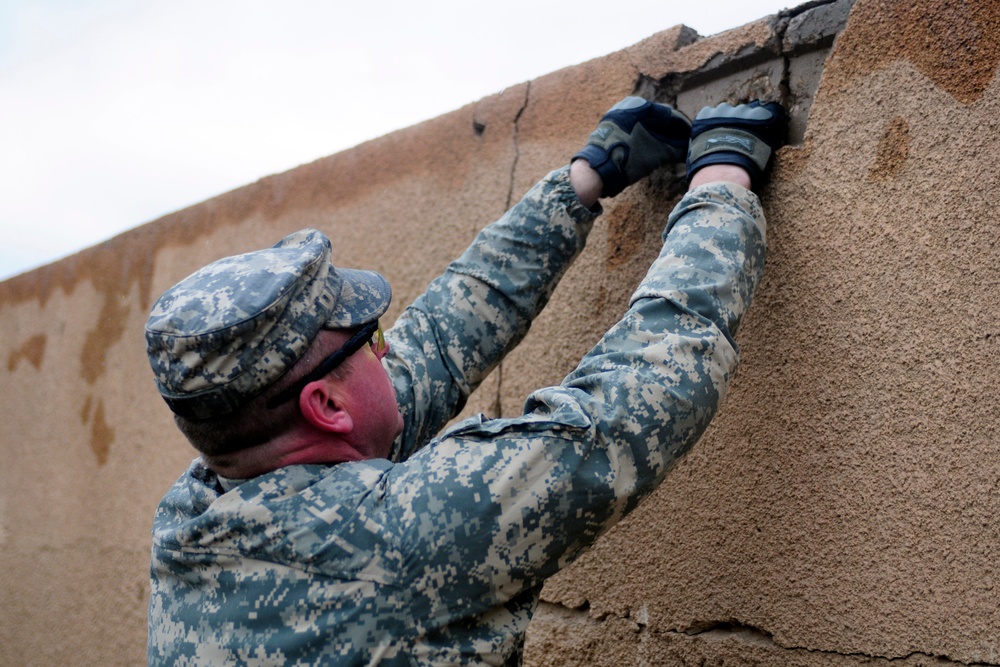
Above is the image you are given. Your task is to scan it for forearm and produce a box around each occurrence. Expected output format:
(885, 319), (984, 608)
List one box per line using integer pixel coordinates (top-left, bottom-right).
(569, 159), (603, 208)
(386, 166), (600, 458)
(551, 182), (766, 503)
(632, 181), (764, 339)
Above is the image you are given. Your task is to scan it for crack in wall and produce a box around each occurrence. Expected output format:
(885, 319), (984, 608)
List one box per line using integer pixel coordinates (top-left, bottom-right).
(489, 82), (531, 419)
(540, 601), (1000, 666)
(779, 53), (793, 107)
(681, 619), (775, 646)
(678, 620), (1000, 666)
(505, 82), (530, 211)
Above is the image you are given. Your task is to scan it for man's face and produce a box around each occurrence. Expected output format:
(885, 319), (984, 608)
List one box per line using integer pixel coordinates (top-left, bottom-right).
(327, 328), (403, 460)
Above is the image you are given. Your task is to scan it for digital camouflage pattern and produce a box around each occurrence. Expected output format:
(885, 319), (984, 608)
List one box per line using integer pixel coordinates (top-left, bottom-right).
(148, 166), (766, 665)
(145, 229), (391, 421)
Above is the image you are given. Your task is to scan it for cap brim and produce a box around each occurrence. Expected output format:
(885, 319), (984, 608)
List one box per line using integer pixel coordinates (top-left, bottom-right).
(324, 267), (392, 329)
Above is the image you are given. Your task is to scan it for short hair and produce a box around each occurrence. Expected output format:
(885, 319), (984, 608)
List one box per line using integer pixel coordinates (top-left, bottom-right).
(172, 330), (347, 457)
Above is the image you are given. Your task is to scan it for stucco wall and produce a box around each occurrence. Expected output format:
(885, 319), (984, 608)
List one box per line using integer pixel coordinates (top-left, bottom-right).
(2, 0), (998, 664)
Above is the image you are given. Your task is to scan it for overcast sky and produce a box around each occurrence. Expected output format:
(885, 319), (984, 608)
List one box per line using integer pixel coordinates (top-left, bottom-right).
(0, 0), (792, 281)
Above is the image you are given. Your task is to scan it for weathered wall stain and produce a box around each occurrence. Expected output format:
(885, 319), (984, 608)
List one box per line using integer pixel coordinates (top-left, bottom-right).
(0, 225), (160, 313)
(81, 395), (93, 424)
(869, 116), (911, 180)
(81, 292), (131, 386)
(7, 334), (47, 372)
(80, 393), (115, 465)
(87, 398), (114, 465)
(828, 0), (1000, 104)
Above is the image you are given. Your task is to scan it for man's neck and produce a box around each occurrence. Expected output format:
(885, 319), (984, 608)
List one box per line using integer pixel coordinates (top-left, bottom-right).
(204, 431), (359, 479)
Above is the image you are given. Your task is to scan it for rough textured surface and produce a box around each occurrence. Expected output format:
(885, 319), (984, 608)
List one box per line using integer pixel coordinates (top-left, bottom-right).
(2, 0), (999, 664)
(538, 0), (1000, 664)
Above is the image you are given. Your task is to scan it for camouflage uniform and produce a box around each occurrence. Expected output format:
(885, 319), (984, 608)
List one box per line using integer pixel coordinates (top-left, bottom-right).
(149, 166), (766, 665)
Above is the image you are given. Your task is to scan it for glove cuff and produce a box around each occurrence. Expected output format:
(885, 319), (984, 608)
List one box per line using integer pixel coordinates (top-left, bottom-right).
(572, 145), (629, 198)
(686, 127), (774, 189)
(685, 101), (786, 191)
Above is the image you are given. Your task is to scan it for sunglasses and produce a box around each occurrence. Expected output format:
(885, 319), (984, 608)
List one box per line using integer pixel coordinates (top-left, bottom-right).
(266, 320), (385, 409)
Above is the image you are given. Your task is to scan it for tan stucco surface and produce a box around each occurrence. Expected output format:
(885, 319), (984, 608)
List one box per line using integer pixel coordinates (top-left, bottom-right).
(2, 0), (998, 664)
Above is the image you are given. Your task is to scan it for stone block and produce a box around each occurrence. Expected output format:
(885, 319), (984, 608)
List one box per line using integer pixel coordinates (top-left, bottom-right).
(784, 0), (856, 52)
(675, 57), (785, 121)
(786, 47), (833, 143)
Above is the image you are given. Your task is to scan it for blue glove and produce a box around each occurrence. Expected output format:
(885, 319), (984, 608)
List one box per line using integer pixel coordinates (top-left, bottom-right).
(686, 101), (787, 190)
(573, 97), (691, 198)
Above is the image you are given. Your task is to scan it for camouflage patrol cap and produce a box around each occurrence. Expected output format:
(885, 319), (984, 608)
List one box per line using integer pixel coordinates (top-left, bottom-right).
(145, 228), (391, 421)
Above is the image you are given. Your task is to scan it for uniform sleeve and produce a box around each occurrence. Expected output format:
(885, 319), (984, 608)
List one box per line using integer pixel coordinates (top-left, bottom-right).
(383, 166), (600, 461)
(382, 182), (766, 626)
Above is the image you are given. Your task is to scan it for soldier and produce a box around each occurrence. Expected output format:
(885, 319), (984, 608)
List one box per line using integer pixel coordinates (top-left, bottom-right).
(145, 97), (786, 665)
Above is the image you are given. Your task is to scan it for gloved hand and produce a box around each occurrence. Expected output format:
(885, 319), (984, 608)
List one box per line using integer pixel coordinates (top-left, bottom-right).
(686, 100), (787, 190)
(573, 97), (691, 198)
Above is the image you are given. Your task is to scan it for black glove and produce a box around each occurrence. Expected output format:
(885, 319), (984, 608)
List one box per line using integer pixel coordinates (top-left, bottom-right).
(573, 97), (691, 198)
(686, 100), (787, 190)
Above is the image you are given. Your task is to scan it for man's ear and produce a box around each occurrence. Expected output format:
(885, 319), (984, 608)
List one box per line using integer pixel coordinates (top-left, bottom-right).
(298, 380), (353, 434)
